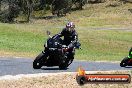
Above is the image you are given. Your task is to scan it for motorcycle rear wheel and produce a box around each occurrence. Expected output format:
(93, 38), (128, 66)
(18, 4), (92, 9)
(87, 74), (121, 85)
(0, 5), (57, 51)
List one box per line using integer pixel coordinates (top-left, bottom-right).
(59, 58), (73, 70)
(59, 64), (68, 70)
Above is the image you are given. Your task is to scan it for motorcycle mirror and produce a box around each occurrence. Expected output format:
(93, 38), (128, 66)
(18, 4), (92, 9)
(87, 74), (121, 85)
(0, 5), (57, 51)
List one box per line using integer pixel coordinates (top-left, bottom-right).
(46, 30), (52, 38)
(46, 30), (51, 35)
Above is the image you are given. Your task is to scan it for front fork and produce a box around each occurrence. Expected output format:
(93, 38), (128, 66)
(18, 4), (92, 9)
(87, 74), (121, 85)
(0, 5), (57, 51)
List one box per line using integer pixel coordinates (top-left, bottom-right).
(41, 49), (49, 64)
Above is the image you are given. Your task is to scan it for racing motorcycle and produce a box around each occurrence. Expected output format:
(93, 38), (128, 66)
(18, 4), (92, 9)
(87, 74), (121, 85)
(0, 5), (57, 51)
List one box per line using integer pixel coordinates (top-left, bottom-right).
(120, 48), (132, 67)
(33, 31), (81, 69)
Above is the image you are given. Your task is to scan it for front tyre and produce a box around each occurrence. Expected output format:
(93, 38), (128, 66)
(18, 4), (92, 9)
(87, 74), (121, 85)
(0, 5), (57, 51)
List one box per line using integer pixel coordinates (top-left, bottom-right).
(33, 52), (46, 69)
(120, 57), (129, 67)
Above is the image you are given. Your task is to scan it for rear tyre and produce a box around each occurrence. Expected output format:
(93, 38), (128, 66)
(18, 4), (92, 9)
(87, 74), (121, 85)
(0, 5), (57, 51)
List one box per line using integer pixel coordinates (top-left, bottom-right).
(59, 51), (75, 70)
(120, 57), (129, 67)
(33, 52), (46, 69)
(59, 57), (74, 70)
(59, 63), (68, 70)
(66, 54), (74, 67)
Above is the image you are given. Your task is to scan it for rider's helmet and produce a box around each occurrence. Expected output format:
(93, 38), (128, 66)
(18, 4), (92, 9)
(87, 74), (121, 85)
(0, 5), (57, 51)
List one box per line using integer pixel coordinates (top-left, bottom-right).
(66, 22), (75, 32)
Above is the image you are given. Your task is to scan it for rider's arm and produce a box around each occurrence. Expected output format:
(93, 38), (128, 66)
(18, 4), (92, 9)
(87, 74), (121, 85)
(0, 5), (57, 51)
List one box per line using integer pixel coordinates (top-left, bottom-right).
(55, 28), (65, 37)
(53, 29), (65, 39)
(72, 30), (78, 43)
(68, 31), (78, 49)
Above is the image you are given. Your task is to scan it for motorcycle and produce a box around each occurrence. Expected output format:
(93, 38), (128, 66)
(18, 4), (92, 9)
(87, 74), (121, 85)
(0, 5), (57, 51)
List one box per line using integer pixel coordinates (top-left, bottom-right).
(33, 31), (81, 69)
(120, 48), (132, 67)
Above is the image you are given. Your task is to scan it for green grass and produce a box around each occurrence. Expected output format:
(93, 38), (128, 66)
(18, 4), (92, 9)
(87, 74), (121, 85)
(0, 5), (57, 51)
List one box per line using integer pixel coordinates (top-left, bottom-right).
(0, 1), (132, 61)
(76, 29), (132, 61)
(0, 24), (43, 52)
(0, 23), (131, 61)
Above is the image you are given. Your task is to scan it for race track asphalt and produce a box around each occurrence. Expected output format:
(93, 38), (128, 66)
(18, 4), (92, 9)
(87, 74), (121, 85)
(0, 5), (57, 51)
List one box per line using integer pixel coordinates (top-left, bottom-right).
(0, 57), (132, 76)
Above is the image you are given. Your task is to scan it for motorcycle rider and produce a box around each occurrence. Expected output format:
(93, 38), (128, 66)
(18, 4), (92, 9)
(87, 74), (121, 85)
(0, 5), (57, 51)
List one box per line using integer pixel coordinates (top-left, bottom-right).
(128, 47), (132, 59)
(54, 22), (79, 59)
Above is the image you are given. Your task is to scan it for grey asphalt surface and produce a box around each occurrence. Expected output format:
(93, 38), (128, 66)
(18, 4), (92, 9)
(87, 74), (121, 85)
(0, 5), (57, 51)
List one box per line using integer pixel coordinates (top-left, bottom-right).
(0, 57), (132, 76)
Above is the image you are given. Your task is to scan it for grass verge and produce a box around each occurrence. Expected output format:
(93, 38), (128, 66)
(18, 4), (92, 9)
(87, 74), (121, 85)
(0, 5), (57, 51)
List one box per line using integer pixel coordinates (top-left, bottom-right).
(0, 1), (132, 61)
(0, 23), (131, 61)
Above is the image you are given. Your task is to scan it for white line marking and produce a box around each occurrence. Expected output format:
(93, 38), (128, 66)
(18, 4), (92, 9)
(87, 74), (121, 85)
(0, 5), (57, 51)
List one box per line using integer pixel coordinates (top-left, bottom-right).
(0, 72), (75, 80)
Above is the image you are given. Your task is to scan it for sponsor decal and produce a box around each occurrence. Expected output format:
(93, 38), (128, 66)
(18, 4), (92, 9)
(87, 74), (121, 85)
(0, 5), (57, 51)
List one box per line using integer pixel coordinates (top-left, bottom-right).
(76, 67), (131, 85)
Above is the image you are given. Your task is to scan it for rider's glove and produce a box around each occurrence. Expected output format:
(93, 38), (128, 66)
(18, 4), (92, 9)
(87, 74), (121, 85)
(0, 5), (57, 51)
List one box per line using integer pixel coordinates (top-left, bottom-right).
(68, 43), (73, 49)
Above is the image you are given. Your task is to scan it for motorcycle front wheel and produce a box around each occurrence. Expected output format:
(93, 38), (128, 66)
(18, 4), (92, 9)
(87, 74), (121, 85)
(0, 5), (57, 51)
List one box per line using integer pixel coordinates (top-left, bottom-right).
(33, 52), (46, 69)
(120, 57), (129, 67)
